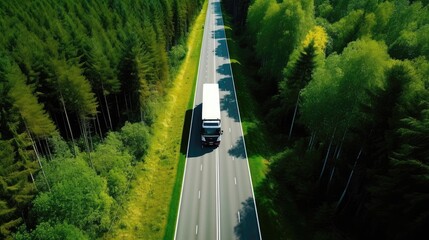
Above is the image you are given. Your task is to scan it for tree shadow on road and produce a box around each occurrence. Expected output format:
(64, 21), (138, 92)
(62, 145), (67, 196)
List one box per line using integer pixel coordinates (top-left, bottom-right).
(234, 197), (261, 240)
(215, 38), (229, 59)
(218, 65), (240, 122)
(228, 136), (246, 159)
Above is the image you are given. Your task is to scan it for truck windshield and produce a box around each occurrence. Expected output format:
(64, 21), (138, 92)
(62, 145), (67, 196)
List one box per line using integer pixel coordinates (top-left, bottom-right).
(202, 127), (221, 135)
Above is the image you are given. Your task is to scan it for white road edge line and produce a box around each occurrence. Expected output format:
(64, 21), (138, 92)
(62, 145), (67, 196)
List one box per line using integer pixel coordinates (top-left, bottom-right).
(238, 211), (241, 223)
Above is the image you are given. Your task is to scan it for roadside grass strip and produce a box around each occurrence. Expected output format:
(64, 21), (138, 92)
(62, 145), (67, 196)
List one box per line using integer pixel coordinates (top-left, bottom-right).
(106, 2), (208, 239)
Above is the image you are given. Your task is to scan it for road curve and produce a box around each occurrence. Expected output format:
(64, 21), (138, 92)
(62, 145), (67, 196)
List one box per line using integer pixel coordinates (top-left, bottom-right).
(174, 1), (261, 239)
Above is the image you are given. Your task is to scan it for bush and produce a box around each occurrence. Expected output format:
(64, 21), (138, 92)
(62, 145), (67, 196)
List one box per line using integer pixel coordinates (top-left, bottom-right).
(32, 157), (113, 238)
(118, 122), (151, 161)
(31, 222), (89, 240)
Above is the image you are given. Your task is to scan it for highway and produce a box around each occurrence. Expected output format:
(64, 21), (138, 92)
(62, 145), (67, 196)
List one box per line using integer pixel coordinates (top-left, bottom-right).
(174, 0), (261, 239)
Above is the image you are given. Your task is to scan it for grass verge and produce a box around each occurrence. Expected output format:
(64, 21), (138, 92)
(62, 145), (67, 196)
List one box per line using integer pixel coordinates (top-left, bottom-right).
(222, 11), (297, 240)
(105, 2), (207, 239)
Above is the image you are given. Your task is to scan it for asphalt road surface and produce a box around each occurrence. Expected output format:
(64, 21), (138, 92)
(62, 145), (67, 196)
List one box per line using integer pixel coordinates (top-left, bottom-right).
(174, 0), (262, 239)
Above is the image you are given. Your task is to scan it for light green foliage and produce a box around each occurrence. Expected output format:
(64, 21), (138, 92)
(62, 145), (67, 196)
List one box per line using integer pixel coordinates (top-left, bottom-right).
(91, 132), (133, 200)
(300, 54), (341, 136)
(25, 222), (89, 240)
(390, 25), (429, 59)
(371, 1), (395, 39)
(330, 9), (364, 53)
(247, 0), (272, 37)
(106, 168), (128, 201)
(51, 59), (98, 118)
(118, 122), (151, 161)
(253, 0), (314, 80)
(92, 133), (131, 174)
(369, 0), (429, 59)
(301, 38), (390, 138)
(412, 57), (429, 86)
(315, 0), (333, 18)
(6, 61), (56, 138)
(33, 157), (113, 237)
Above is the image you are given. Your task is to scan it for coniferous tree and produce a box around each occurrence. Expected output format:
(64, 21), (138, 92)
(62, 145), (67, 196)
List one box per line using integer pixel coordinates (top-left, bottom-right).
(0, 0), (205, 238)
(0, 139), (35, 238)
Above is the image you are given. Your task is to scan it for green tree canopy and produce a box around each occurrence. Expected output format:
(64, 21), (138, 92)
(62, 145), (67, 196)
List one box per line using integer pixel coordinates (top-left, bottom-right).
(33, 157), (112, 237)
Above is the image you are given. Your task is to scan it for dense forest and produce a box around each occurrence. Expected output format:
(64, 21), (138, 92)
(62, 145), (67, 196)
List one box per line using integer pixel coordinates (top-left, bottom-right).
(224, 0), (429, 239)
(0, 0), (203, 239)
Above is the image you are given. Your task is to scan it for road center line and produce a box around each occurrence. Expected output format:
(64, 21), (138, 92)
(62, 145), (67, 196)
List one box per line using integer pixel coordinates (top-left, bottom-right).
(198, 190), (201, 199)
(196, 225), (198, 235)
(200, 164), (203, 171)
(238, 211), (241, 223)
(234, 177), (237, 185)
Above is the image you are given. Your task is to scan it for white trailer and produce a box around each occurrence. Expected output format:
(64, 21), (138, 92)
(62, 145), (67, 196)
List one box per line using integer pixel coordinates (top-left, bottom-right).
(201, 83), (222, 146)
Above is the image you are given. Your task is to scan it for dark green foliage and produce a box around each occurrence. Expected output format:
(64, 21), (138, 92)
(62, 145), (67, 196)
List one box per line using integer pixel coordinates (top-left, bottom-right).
(0, 59), (40, 238)
(118, 122), (151, 161)
(169, 41), (188, 77)
(0, 139), (32, 238)
(366, 158), (429, 240)
(0, 0), (203, 136)
(270, 41), (318, 135)
(235, 0), (429, 239)
(284, 42), (318, 91)
(269, 148), (319, 206)
(1, 0), (204, 238)
(222, 0), (251, 31)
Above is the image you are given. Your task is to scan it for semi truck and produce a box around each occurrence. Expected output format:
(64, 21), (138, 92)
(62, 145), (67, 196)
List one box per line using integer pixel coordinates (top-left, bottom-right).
(201, 83), (222, 146)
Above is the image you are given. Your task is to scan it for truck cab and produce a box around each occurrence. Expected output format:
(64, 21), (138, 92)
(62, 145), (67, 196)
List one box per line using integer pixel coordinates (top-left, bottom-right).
(201, 120), (222, 146)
